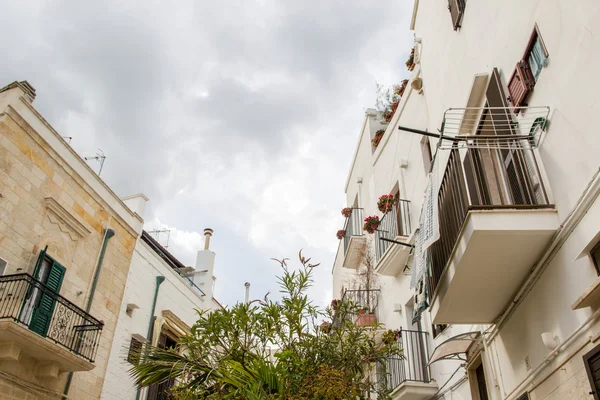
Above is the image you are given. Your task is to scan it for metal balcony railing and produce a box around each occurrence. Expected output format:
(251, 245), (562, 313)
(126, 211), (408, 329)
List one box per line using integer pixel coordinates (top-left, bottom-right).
(0, 274), (103, 362)
(341, 289), (380, 325)
(375, 200), (411, 262)
(343, 207), (364, 254)
(377, 329), (431, 391)
(428, 145), (551, 299)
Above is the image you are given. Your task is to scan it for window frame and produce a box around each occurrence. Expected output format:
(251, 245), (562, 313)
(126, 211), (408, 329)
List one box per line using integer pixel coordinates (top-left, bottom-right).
(523, 25), (548, 83)
(127, 335), (144, 365)
(432, 324), (449, 339)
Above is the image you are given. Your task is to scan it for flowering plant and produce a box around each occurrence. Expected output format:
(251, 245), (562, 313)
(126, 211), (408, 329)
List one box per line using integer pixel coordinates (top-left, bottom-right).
(382, 329), (401, 345)
(377, 194), (398, 213)
(320, 321), (332, 334)
(406, 47), (415, 71)
(341, 207), (352, 218)
(330, 299), (341, 311)
(363, 216), (380, 234)
(336, 230), (346, 240)
(371, 129), (385, 148)
(376, 81), (407, 124)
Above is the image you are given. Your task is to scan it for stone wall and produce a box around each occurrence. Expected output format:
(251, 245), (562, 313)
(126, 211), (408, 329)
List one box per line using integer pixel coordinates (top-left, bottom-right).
(0, 99), (139, 398)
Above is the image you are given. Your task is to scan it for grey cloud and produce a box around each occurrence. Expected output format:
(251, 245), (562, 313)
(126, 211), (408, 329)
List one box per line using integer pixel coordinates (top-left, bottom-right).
(0, 0), (414, 306)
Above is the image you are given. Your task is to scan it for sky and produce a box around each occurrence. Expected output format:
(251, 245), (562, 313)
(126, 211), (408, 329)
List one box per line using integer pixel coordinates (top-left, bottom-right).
(0, 0), (414, 307)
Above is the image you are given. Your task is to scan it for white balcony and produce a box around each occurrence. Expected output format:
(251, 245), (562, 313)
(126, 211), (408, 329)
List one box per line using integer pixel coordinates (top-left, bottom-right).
(375, 201), (413, 277)
(428, 145), (558, 324)
(430, 209), (558, 324)
(342, 208), (366, 270)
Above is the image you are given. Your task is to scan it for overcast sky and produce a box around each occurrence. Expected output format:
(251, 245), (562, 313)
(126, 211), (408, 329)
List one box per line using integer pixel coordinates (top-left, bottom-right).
(0, 0), (414, 307)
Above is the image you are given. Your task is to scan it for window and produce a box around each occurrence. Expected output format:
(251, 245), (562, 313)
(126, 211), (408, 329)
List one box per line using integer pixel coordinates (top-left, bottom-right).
(508, 26), (548, 108)
(448, 0), (466, 30)
(516, 393), (530, 400)
(127, 336), (144, 364)
(584, 343), (600, 400)
(475, 364), (489, 400)
(468, 357), (491, 400)
(591, 242), (600, 276)
(0, 257), (6, 276)
(421, 136), (433, 174)
(432, 324), (448, 339)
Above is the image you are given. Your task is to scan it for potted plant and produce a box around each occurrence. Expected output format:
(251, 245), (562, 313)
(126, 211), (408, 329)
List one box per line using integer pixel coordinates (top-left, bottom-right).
(357, 308), (377, 326)
(396, 79), (409, 97)
(406, 47), (415, 71)
(341, 207), (353, 218)
(371, 129), (385, 148)
(377, 194), (398, 213)
(363, 216), (380, 234)
(336, 229), (346, 240)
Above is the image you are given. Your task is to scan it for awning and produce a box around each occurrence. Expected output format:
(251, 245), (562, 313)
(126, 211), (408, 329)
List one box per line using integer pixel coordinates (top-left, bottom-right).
(428, 331), (481, 365)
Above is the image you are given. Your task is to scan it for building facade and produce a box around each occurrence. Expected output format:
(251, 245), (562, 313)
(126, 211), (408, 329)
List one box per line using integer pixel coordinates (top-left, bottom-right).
(0, 81), (142, 399)
(101, 222), (218, 400)
(332, 1), (600, 399)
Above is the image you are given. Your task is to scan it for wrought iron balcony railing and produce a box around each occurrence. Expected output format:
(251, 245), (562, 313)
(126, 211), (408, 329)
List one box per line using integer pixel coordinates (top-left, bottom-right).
(428, 145), (552, 299)
(343, 207), (364, 254)
(0, 274), (103, 362)
(375, 200), (411, 262)
(377, 329), (431, 391)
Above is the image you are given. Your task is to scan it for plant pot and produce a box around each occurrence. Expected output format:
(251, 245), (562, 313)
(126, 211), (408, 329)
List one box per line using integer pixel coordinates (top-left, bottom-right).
(356, 313), (377, 327)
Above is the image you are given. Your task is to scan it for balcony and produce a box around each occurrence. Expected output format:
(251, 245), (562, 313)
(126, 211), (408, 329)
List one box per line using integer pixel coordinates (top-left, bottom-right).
(342, 207), (366, 270)
(375, 200), (413, 276)
(334, 289), (380, 327)
(428, 146), (559, 324)
(0, 274), (103, 377)
(377, 329), (438, 400)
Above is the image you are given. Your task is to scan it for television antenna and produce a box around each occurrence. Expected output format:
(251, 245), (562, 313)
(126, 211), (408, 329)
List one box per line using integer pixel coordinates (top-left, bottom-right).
(148, 229), (171, 248)
(84, 149), (106, 176)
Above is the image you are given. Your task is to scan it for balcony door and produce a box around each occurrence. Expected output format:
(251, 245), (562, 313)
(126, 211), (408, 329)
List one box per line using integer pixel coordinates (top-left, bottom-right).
(465, 68), (538, 207)
(21, 250), (65, 337)
(147, 332), (178, 400)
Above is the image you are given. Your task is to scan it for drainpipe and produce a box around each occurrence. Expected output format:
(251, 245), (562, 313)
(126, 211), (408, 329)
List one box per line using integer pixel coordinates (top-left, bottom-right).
(86, 228), (115, 313)
(62, 227), (115, 399)
(136, 275), (165, 400)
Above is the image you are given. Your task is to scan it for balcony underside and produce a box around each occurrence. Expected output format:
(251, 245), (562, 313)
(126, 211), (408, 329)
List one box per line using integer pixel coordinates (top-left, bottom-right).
(376, 235), (412, 277)
(390, 381), (439, 400)
(342, 236), (366, 270)
(430, 208), (559, 324)
(0, 320), (94, 377)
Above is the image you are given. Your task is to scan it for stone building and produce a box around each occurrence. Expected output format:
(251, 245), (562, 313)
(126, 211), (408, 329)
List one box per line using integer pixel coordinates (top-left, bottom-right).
(0, 81), (142, 399)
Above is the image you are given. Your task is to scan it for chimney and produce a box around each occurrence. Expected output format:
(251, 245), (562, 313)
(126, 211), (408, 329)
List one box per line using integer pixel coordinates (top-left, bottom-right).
(203, 228), (213, 250)
(244, 282), (250, 304)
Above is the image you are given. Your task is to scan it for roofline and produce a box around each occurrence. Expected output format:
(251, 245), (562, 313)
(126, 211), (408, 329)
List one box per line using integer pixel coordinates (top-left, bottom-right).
(344, 109), (378, 193)
(410, 0), (419, 30)
(141, 230), (187, 270)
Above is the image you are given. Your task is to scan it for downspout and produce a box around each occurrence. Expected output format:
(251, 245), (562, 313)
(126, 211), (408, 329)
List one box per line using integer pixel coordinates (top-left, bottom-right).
(62, 226), (116, 399)
(135, 275), (165, 400)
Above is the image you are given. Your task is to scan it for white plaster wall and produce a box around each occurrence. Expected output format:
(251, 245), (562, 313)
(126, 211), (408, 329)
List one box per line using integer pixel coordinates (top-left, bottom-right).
(100, 240), (209, 400)
(411, 1), (600, 398)
(334, 1), (600, 398)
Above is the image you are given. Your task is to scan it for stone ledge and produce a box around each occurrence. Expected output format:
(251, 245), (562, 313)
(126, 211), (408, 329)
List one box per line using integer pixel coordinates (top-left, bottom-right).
(0, 320), (95, 373)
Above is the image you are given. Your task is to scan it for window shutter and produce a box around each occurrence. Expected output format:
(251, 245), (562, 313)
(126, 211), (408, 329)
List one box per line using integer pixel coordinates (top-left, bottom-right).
(30, 261), (65, 337)
(448, 0), (466, 30)
(507, 61), (534, 108)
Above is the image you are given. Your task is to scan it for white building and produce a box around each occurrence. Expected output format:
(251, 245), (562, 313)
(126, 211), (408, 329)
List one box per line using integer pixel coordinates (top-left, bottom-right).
(332, 1), (600, 399)
(101, 197), (219, 400)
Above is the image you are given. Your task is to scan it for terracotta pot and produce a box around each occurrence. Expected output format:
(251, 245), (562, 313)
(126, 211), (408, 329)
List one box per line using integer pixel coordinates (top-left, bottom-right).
(356, 313), (377, 327)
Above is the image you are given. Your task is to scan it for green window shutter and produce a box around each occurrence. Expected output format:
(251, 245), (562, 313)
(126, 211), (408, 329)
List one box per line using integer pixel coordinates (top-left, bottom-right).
(30, 260), (65, 337)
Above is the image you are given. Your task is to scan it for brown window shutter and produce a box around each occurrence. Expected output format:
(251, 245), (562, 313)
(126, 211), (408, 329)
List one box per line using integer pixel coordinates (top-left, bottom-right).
(507, 61), (533, 108)
(448, 0), (466, 30)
